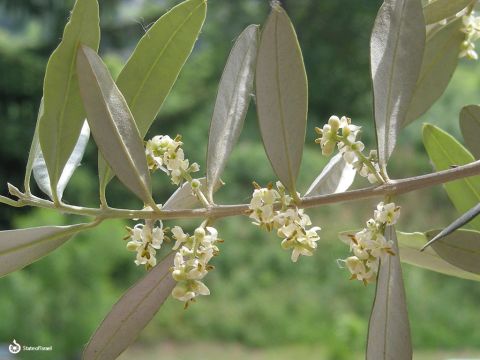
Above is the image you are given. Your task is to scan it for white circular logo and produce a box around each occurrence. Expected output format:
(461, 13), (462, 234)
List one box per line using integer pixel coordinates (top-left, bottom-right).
(8, 339), (21, 354)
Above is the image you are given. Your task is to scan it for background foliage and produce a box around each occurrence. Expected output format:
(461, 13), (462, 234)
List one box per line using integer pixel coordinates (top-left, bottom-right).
(0, 0), (479, 359)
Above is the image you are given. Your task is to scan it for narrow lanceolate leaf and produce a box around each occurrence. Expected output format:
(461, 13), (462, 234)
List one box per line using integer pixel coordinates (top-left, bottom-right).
(423, 0), (473, 25)
(83, 252), (175, 360)
(0, 223), (92, 278)
(460, 105), (480, 159)
(33, 121), (90, 201)
(256, 4), (308, 194)
(341, 230), (480, 281)
(99, 0), (207, 193)
(206, 25), (259, 202)
(398, 231), (480, 281)
(427, 229), (480, 274)
(77, 45), (155, 208)
(423, 124), (480, 231)
(38, 0), (100, 202)
(371, 0), (425, 166)
(24, 99), (44, 194)
(304, 154), (356, 197)
(404, 18), (463, 127)
(366, 226), (412, 360)
(422, 203), (480, 249)
(164, 177), (222, 210)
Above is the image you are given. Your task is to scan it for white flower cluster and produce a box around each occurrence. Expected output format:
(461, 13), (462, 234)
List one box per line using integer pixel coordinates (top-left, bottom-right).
(340, 202), (400, 285)
(461, 12), (480, 60)
(170, 226), (221, 306)
(315, 115), (381, 184)
(145, 135), (199, 185)
(248, 182), (321, 262)
(126, 221), (165, 270)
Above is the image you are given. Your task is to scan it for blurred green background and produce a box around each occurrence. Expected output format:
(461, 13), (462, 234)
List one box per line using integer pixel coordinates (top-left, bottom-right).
(0, 0), (480, 359)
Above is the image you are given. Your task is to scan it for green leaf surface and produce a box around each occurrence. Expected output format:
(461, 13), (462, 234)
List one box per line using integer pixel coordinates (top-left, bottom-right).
(77, 45), (155, 208)
(0, 223), (92, 278)
(398, 231), (480, 281)
(460, 105), (480, 159)
(423, 123), (480, 230)
(99, 0), (207, 195)
(404, 17), (463, 127)
(83, 252), (175, 360)
(366, 226), (412, 360)
(38, 0), (100, 202)
(256, 4), (308, 194)
(33, 121), (90, 201)
(370, 0), (425, 166)
(423, 0), (473, 25)
(206, 24), (258, 203)
(428, 228), (480, 274)
(304, 154), (356, 197)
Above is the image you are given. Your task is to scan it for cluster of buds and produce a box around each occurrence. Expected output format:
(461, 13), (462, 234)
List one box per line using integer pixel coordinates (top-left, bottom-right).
(145, 135), (199, 185)
(315, 115), (382, 184)
(125, 220), (166, 270)
(248, 182), (321, 262)
(460, 12), (480, 60)
(339, 202), (401, 284)
(170, 225), (222, 307)
(315, 115), (361, 159)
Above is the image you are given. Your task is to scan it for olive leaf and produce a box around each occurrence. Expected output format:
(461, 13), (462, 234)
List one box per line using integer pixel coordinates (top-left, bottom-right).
(24, 98), (44, 195)
(304, 154), (356, 197)
(421, 203), (480, 249)
(99, 0), (207, 198)
(397, 231), (480, 281)
(460, 105), (480, 159)
(33, 121), (90, 201)
(82, 252), (175, 360)
(404, 17), (464, 127)
(206, 24), (259, 203)
(38, 0), (100, 203)
(371, 0), (425, 166)
(76, 45), (155, 208)
(423, 0), (473, 25)
(366, 226), (412, 360)
(0, 222), (94, 278)
(423, 123), (480, 231)
(256, 4), (308, 194)
(427, 228), (480, 274)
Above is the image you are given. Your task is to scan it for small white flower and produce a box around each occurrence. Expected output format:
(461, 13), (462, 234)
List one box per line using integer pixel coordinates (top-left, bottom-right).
(126, 223), (165, 269)
(151, 227), (164, 249)
(248, 187), (281, 229)
(278, 210), (321, 262)
(374, 202), (401, 225)
(172, 226), (189, 250)
(172, 282), (196, 302)
(344, 256), (376, 283)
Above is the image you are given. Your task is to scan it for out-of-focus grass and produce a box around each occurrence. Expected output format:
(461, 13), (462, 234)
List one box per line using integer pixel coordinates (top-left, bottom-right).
(120, 342), (480, 360)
